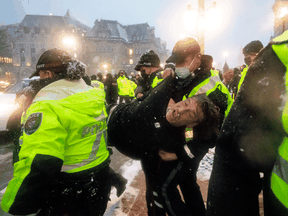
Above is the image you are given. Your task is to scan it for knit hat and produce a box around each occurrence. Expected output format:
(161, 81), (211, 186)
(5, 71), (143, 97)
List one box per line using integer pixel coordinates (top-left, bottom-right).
(166, 37), (201, 64)
(243, 40), (264, 55)
(29, 48), (72, 78)
(134, 50), (161, 71)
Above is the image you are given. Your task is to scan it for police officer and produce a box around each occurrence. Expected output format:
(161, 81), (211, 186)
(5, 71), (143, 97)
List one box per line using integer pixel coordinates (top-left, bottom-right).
(237, 40), (263, 92)
(152, 37), (232, 216)
(117, 70), (130, 103)
(207, 33), (288, 216)
(265, 31), (288, 216)
(1, 49), (112, 216)
(134, 50), (163, 98)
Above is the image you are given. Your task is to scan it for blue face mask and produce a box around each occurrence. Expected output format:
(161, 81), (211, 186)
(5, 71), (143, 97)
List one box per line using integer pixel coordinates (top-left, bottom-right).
(175, 67), (190, 79)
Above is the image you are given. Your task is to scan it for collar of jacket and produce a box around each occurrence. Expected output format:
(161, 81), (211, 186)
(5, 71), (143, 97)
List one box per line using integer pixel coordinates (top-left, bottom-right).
(147, 68), (162, 84)
(33, 78), (92, 102)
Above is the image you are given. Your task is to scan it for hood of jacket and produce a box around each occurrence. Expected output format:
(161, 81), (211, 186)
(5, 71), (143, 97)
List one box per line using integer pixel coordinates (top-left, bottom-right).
(33, 78), (105, 117)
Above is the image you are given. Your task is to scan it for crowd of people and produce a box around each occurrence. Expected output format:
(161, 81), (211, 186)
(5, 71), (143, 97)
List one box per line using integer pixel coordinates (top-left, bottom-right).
(1, 29), (288, 216)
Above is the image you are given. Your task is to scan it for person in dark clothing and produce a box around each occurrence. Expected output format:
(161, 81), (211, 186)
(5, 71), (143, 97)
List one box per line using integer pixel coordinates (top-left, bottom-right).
(206, 36), (287, 216)
(157, 38), (231, 216)
(107, 61), (220, 216)
(107, 74), (184, 159)
(223, 68), (241, 99)
(97, 72), (103, 82)
(104, 73), (118, 104)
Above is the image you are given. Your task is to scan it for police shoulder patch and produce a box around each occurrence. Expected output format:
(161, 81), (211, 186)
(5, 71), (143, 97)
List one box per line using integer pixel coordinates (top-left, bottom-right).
(24, 112), (43, 135)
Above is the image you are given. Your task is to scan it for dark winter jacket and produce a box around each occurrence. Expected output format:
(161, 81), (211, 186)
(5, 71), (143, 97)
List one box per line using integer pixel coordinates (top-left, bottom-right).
(107, 75), (186, 159)
(104, 76), (118, 104)
(226, 73), (241, 99)
(134, 69), (163, 97)
(207, 39), (287, 216)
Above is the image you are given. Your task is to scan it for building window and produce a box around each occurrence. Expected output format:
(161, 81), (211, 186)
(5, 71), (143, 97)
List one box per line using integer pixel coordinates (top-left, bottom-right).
(20, 48), (25, 64)
(30, 43), (35, 48)
(31, 56), (37, 63)
(129, 49), (133, 55)
(129, 59), (133, 65)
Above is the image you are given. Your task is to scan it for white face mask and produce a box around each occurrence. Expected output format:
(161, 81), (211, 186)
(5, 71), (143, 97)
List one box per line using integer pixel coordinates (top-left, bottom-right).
(175, 67), (190, 79)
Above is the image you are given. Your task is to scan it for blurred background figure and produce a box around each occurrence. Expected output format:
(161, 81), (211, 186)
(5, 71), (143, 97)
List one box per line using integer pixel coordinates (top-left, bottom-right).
(91, 74), (104, 89)
(104, 73), (118, 105)
(117, 70), (130, 103)
(97, 72), (103, 82)
(223, 68), (241, 100)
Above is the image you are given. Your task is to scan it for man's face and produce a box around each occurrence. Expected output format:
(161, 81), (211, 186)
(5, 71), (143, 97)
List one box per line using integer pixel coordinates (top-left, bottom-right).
(39, 70), (55, 79)
(244, 53), (257, 66)
(166, 97), (204, 127)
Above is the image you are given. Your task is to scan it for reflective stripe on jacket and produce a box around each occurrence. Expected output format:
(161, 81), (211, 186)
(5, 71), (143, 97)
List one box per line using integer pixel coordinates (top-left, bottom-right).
(237, 65), (248, 92)
(151, 75), (163, 88)
(183, 75), (233, 117)
(91, 80), (104, 89)
(211, 69), (219, 77)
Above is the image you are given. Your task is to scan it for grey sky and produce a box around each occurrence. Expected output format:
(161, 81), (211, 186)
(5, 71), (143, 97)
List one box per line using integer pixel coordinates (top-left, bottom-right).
(1, 0), (276, 69)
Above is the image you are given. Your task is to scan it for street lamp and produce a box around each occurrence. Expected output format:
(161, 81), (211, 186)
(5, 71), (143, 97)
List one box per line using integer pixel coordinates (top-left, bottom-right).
(61, 35), (77, 49)
(102, 63), (108, 70)
(184, 1), (217, 54)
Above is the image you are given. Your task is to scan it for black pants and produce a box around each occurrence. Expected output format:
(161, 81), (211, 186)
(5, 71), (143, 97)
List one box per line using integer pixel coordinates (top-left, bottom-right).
(39, 166), (111, 216)
(153, 160), (205, 216)
(141, 150), (206, 216)
(141, 151), (161, 216)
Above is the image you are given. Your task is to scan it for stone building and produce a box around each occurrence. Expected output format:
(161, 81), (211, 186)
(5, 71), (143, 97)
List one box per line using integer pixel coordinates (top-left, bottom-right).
(0, 25), (15, 84)
(0, 11), (169, 81)
(0, 10), (90, 81)
(85, 20), (170, 75)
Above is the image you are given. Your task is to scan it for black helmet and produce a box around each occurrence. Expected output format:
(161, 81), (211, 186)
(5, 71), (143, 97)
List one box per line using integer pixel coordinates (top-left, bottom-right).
(134, 50), (160, 71)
